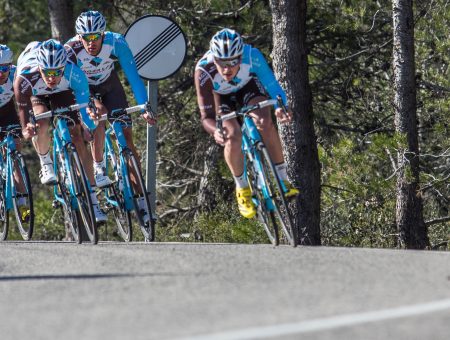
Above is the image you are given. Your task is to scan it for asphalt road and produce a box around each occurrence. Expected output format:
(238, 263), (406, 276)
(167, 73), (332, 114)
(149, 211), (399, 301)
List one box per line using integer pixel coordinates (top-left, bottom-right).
(0, 242), (449, 340)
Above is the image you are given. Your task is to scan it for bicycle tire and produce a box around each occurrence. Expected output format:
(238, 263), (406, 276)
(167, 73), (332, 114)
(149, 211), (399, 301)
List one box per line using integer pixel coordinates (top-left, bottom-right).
(68, 147), (97, 244)
(122, 149), (155, 242)
(55, 148), (82, 243)
(0, 175), (8, 241)
(247, 158), (279, 246)
(259, 146), (298, 247)
(105, 149), (132, 242)
(11, 152), (34, 240)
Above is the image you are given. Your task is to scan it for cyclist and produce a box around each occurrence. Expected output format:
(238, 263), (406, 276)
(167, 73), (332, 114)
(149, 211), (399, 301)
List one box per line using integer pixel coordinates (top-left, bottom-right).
(0, 45), (29, 221)
(14, 39), (107, 222)
(65, 10), (155, 222)
(194, 28), (299, 219)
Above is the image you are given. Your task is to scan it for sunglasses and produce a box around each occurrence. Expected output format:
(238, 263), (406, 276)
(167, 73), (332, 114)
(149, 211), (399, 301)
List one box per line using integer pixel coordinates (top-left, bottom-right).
(41, 67), (65, 77)
(214, 57), (241, 68)
(81, 33), (102, 42)
(0, 64), (11, 73)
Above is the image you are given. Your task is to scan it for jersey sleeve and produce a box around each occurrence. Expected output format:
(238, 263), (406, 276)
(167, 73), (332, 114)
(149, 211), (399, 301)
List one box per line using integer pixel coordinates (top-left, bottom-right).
(13, 75), (33, 128)
(113, 33), (148, 105)
(67, 63), (96, 130)
(250, 48), (287, 108)
(194, 67), (216, 135)
(64, 42), (78, 65)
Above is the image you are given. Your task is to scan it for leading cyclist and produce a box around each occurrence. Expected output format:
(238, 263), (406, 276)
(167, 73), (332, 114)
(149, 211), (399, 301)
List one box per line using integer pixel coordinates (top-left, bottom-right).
(0, 45), (29, 222)
(65, 10), (155, 222)
(14, 39), (106, 223)
(194, 28), (298, 219)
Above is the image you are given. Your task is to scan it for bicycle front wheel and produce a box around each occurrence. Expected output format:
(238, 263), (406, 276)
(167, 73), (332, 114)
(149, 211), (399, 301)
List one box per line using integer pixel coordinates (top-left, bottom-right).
(258, 146), (298, 247)
(0, 175), (8, 241)
(105, 148), (132, 242)
(67, 147), (97, 244)
(11, 151), (34, 240)
(247, 160), (279, 246)
(122, 149), (155, 242)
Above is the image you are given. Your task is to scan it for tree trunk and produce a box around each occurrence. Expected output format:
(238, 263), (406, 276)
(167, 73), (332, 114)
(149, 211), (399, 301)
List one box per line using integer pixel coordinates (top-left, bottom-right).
(392, 0), (428, 249)
(197, 143), (220, 212)
(269, 0), (321, 245)
(47, 0), (74, 43)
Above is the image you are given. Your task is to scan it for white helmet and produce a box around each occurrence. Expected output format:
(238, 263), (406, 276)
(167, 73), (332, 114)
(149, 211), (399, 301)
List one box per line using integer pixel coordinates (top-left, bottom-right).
(0, 45), (13, 64)
(210, 28), (243, 59)
(75, 11), (106, 34)
(36, 39), (67, 69)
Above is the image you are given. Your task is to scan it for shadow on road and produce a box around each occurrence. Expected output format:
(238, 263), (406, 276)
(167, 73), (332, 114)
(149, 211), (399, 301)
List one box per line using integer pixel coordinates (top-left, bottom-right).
(0, 272), (179, 281)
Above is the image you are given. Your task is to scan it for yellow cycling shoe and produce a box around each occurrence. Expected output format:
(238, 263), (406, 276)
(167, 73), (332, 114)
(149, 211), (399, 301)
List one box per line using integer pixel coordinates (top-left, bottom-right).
(283, 181), (299, 198)
(18, 206), (31, 223)
(236, 187), (256, 219)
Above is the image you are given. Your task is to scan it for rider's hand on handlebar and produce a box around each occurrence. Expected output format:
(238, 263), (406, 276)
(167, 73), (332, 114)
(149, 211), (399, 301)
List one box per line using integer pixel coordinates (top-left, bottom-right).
(214, 127), (226, 146)
(275, 107), (293, 124)
(142, 110), (157, 126)
(22, 123), (37, 140)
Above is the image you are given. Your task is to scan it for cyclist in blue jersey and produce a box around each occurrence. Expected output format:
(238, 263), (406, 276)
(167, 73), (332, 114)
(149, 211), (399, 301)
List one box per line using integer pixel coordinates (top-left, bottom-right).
(65, 11), (155, 222)
(0, 45), (30, 221)
(194, 28), (299, 219)
(14, 39), (107, 222)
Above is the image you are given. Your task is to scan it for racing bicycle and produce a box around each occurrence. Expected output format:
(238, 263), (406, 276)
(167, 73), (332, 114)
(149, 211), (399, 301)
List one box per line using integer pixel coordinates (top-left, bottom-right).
(216, 96), (298, 247)
(0, 124), (34, 241)
(32, 104), (98, 244)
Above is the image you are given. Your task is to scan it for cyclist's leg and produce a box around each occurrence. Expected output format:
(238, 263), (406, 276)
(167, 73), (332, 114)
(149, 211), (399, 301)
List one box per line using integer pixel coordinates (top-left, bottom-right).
(214, 92), (255, 218)
(30, 96), (54, 184)
(0, 101), (25, 193)
(242, 79), (298, 196)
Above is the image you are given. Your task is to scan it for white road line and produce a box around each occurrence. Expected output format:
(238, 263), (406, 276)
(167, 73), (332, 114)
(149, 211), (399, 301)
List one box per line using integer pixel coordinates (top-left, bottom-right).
(180, 298), (450, 340)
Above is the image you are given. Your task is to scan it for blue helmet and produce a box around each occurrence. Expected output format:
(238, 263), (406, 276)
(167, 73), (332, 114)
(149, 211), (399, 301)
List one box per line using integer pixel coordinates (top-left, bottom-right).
(210, 28), (243, 59)
(0, 45), (13, 64)
(36, 39), (67, 69)
(76, 11), (106, 34)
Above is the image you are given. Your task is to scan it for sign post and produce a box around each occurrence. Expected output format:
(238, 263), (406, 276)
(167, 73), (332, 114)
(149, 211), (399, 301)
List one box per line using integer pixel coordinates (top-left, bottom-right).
(125, 15), (187, 217)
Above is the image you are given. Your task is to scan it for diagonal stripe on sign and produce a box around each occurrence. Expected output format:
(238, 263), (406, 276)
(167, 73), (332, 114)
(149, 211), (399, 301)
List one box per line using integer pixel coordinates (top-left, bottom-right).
(135, 24), (181, 69)
(136, 29), (181, 70)
(134, 23), (181, 69)
(134, 23), (177, 62)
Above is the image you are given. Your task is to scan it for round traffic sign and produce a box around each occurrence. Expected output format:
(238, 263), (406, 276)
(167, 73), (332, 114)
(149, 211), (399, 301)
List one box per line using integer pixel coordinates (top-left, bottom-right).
(125, 15), (187, 80)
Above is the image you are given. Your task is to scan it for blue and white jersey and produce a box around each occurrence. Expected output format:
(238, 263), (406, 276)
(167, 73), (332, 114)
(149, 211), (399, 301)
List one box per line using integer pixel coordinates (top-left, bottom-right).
(0, 65), (16, 108)
(65, 31), (147, 105)
(195, 44), (287, 106)
(15, 44), (95, 130)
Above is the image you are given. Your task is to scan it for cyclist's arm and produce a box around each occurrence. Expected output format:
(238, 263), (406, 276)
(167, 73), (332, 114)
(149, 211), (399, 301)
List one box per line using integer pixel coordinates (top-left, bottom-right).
(66, 64), (96, 131)
(194, 68), (216, 136)
(64, 41), (79, 65)
(13, 75), (33, 128)
(251, 47), (288, 108)
(114, 33), (148, 105)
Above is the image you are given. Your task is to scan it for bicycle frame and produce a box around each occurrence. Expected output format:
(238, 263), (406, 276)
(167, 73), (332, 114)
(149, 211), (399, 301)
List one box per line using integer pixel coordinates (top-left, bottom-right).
(52, 117), (81, 209)
(104, 117), (135, 211)
(0, 126), (20, 210)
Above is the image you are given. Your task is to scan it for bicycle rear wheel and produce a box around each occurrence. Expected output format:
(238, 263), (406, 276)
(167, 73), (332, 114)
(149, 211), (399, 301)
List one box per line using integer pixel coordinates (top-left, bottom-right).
(67, 147), (97, 244)
(11, 151), (34, 240)
(247, 162), (279, 246)
(0, 175), (8, 241)
(122, 149), (155, 242)
(105, 148), (132, 241)
(258, 146), (298, 247)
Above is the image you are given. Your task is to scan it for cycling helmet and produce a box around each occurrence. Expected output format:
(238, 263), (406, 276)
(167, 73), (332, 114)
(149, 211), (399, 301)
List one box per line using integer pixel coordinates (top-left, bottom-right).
(0, 45), (13, 64)
(210, 28), (243, 59)
(75, 11), (106, 34)
(36, 39), (67, 69)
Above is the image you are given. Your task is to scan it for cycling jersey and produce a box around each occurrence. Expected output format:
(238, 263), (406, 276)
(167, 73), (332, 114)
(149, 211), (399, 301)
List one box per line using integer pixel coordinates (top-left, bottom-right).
(14, 42), (95, 130)
(65, 31), (147, 105)
(195, 44), (287, 121)
(0, 65), (16, 108)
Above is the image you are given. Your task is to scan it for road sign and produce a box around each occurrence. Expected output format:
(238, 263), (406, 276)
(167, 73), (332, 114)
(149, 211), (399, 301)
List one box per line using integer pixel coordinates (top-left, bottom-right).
(124, 15), (187, 80)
